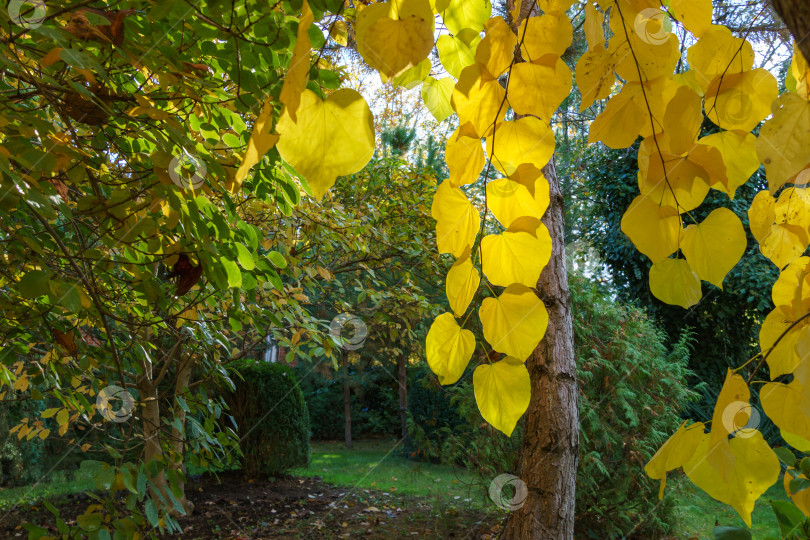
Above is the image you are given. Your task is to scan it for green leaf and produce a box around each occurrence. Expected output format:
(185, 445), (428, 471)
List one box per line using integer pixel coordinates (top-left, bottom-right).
(77, 513), (103, 531)
(801, 457), (810, 478)
(145, 498), (159, 527)
(235, 243), (255, 270)
(267, 251), (286, 269)
(21, 523), (49, 539)
(775, 447), (797, 467)
(18, 270), (50, 299)
(713, 526), (752, 540)
(41, 408), (60, 419)
(790, 477), (810, 494)
(771, 500), (807, 538)
(221, 258), (242, 288)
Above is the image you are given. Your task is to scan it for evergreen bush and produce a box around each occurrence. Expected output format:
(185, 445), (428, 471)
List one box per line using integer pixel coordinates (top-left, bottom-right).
(225, 360), (310, 476)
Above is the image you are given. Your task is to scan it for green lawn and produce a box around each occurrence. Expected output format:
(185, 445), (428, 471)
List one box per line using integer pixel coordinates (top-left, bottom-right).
(0, 469), (94, 510)
(290, 438), (493, 510)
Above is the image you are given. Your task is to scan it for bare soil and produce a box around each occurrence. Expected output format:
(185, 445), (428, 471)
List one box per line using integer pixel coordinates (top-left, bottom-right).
(0, 472), (501, 539)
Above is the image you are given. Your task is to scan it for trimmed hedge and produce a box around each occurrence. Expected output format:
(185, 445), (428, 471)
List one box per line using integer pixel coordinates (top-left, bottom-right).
(225, 360), (310, 476)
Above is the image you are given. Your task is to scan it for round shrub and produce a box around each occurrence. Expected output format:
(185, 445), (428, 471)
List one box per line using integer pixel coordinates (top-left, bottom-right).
(225, 360), (310, 476)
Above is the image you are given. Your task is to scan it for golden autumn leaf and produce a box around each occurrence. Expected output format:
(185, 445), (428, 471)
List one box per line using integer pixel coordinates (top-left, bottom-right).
(588, 83), (645, 148)
(452, 63), (506, 137)
(446, 249), (480, 317)
(757, 92), (810, 193)
(698, 131), (760, 199)
(705, 69), (778, 132)
(610, 12), (679, 83)
(648, 258), (702, 309)
(431, 180), (481, 257)
(481, 231), (550, 287)
(681, 208), (747, 289)
(759, 307), (806, 378)
(509, 57), (572, 123)
(276, 89), (374, 200)
(426, 313), (475, 385)
(583, 2), (604, 50)
(576, 45), (616, 111)
(479, 284), (547, 361)
(645, 421), (705, 499)
(668, 0), (712, 37)
(278, 1), (314, 122)
(474, 16), (517, 78)
(687, 25), (754, 89)
(518, 13), (572, 61)
(707, 369), (751, 482)
(637, 141), (712, 213)
(357, 0), (435, 78)
(789, 44), (810, 100)
(234, 98), (280, 190)
(445, 128), (486, 186)
(620, 195), (682, 263)
(748, 190), (775, 244)
(760, 329), (810, 444)
(660, 85), (703, 156)
(761, 223), (807, 270)
(775, 188), (810, 244)
(486, 178), (545, 228)
(473, 357), (530, 436)
(486, 117), (555, 175)
(684, 430), (779, 527)
(771, 256), (810, 320)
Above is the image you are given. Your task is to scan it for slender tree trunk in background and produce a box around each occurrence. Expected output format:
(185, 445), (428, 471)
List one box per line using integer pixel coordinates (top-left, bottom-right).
(138, 377), (170, 508)
(397, 355), (408, 439)
(502, 2), (579, 537)
(772, 0), (810, 63)
(343, 351), (352, 449)
(170, 354), (196, 515)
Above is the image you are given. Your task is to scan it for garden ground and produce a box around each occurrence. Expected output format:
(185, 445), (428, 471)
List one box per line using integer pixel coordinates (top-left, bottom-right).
(0, 439), (789, 538)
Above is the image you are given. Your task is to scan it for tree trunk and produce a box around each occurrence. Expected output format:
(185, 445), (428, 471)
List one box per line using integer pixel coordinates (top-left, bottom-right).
(170, 353), (196, 515)
(343, 351), (352, 449)
(397, 354), (408, 439)
(502, 158), (579, 539)
(138, 377), (170, 507)
(772, 0), (810, 63)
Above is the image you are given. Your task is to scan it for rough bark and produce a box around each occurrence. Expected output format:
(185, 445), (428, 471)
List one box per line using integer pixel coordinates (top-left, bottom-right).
(397, 354), (408, 439)
(772, 0), (810, 63)
(501, 159), (579, 539)
(343, 351), (352, 449)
